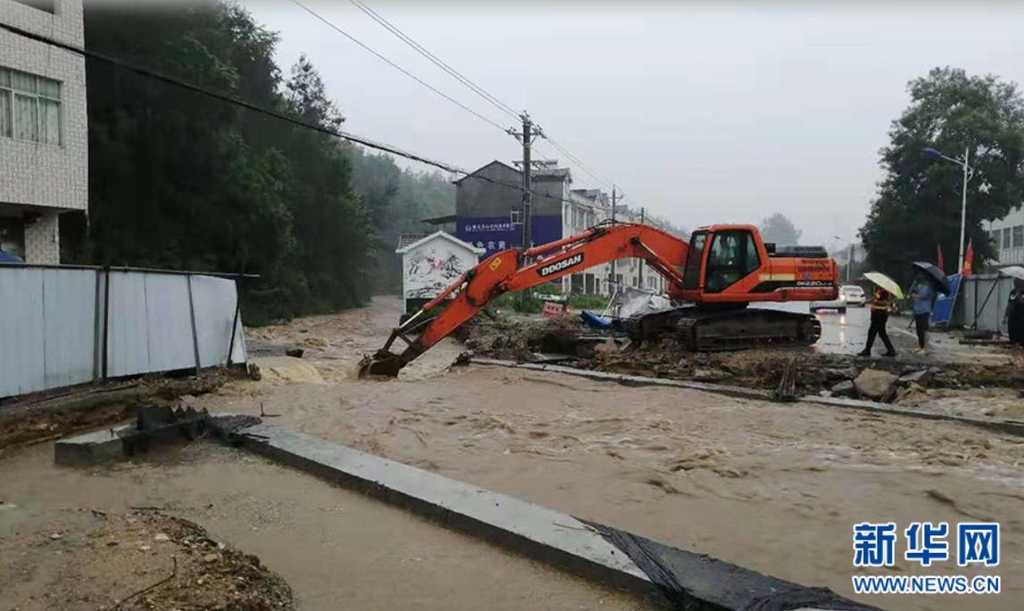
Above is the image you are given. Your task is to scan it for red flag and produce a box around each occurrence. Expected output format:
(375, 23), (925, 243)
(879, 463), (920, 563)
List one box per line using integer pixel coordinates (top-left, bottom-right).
(961, 239), (974, 278)
(937, 244), (945, 274)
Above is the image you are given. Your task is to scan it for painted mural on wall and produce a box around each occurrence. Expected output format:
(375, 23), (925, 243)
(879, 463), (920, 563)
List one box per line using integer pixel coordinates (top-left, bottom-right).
(404, 242), (476, 299)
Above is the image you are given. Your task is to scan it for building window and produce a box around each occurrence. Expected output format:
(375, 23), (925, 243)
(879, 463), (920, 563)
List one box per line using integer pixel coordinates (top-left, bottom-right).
(510, 209), (522, 225)
(1014, 225), (1024, 249)
(0, 217), (26, 260)
(0, 67), (61, 145)
(1004, 227), (1012, 249)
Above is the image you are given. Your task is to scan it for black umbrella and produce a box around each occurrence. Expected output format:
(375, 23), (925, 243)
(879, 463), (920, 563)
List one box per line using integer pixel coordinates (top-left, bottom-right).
(911, 261), (951, 295)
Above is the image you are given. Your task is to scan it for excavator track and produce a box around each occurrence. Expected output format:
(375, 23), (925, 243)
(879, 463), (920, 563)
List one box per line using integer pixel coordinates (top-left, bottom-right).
(629, 306), (821, 351)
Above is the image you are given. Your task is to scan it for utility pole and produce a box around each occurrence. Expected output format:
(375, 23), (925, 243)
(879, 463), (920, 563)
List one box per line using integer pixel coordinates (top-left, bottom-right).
(638, 206), (645, 290)
(958, 146), (969, 272)
(847, 243), (854, 284)
(508, 112), (543, 251)
(508, 112), (543, 307)
(610, 186), (618, 297)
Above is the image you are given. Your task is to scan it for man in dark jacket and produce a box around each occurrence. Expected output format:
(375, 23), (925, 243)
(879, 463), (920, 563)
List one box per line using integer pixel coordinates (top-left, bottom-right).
(859, 286), (896, 357)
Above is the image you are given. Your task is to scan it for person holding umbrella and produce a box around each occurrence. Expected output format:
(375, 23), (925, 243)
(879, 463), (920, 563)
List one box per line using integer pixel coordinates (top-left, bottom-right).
(909, 274), (934, 353)
(907, 262), (948, 354)
(859, 272), (902, 358)
(1005, 277), (1024, 347)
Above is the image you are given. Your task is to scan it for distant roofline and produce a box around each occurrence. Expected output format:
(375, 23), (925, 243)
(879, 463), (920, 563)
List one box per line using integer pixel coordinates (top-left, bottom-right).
(452, 160), (521, 185)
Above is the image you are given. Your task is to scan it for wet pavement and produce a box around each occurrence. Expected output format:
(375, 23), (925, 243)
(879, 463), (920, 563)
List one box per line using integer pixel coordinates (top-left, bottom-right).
(811, 306), (919, 355)
(766, 303), (1007, 362)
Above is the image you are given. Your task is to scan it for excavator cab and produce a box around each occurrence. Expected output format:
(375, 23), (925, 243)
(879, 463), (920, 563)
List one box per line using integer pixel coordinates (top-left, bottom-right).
(678, 225), (836, 306)
(682, 227), (763, 296)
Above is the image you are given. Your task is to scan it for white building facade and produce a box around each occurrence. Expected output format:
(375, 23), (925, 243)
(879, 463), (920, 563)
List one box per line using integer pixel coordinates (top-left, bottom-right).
(987, 207), (1024, 268)
(563, 188), (669, 297)
(0, 0), (88, 263)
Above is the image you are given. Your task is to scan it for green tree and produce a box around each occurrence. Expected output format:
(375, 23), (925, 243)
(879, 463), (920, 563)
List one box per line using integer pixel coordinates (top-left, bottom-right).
(860, 67), (1024, 282)
(71, 1), (455, 322)
(74, 2), (387, 323)
(759, 213), (802, 246)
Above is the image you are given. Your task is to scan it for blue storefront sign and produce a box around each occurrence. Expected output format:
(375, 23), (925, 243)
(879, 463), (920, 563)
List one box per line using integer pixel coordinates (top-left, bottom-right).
(457, 216), (563, 257)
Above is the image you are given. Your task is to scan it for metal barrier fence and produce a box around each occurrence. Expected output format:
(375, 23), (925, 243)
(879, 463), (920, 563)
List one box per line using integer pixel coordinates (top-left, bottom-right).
(0, 264), (246, 399)
(960, 273), (1015, 333)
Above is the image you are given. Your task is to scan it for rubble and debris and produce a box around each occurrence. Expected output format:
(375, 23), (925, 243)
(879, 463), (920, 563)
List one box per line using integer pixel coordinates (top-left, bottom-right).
(0, 369), (244, 451)
(853, 369), (898, 401)
(898, 369), (934, 386)
(831, 380), (857, 398)
(0, 511), (293, 610)
(770, 359), (799, 402)
(458, 313), (1024, 406)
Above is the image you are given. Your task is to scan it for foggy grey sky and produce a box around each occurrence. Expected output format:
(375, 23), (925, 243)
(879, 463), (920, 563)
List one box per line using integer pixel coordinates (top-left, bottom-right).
(243, 1), (1024, 249)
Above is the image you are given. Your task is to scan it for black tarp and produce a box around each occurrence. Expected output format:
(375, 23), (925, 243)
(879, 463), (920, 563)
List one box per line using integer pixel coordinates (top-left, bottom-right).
(583, 520), (882, 611)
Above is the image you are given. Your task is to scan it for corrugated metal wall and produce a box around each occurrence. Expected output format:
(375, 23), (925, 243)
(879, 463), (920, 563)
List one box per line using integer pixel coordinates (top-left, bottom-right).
(0, 266), (246, 399)
(961, 274), (1014, 333)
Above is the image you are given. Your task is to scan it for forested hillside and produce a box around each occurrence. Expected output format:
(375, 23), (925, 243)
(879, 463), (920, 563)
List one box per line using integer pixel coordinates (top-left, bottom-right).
(65, 2), (454, 323)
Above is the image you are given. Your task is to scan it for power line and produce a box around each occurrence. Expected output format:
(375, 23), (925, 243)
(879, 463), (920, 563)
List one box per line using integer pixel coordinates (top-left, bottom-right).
(543, 138), (616, 191)
(346, 0), (519, 120)
(0, 22), (464, 173)
(1, 22), (606, 212)
(313, 0), (626, 198)
(290, 0), (509, 132)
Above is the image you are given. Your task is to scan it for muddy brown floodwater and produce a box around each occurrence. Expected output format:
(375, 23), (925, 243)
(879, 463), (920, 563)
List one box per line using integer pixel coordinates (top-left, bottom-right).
(226, 297), (1024, 611)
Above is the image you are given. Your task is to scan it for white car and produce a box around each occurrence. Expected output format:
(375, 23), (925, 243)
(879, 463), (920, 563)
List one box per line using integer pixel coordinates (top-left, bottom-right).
(809, 285), (866, 313)
(840, 285), (866, 306)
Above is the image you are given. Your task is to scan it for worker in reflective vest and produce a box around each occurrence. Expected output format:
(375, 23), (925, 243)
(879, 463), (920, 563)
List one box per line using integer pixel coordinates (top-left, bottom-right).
(859, 287), (896, 357)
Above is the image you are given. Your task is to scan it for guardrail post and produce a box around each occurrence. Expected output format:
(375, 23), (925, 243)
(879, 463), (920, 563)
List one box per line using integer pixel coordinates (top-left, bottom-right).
(226, 280), (241, 366)
(186, 273), (202, 376)
(101, 266), (111, 381)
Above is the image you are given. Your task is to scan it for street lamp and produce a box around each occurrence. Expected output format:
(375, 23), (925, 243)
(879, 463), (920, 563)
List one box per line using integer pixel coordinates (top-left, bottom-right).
(833, 235), (855, 283)
(922, 146), (975, 273)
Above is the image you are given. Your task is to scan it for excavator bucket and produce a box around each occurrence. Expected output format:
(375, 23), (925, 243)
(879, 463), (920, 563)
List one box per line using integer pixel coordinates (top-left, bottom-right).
(358, 351), (404, 378)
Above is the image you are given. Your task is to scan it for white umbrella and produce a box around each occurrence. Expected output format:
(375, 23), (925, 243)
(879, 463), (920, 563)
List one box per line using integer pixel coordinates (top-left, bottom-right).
(863, 271), (905, 299)
(999, 266), (1024, 282)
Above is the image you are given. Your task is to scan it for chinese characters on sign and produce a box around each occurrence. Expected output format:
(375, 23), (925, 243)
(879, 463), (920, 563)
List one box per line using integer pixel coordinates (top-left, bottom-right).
(463, 221), (514, 233)
(853, 521), (998, 568)
(471, 240), (507, 251)
(853, 522), (897, 567)
(851, 521), (1001, 596)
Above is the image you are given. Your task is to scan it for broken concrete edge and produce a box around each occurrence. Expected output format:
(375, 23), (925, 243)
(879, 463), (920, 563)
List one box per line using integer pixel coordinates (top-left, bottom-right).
(53, 412), (258, 467)
(469, 357), (1024, 439)
(229, 422), (876, 611)
(54, 426), (128, 467)
(469, 357), (772, 401)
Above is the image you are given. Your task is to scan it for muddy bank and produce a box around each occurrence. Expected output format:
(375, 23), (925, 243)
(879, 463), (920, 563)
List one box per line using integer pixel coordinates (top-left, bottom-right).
(0, 368), (247, 452)
(0, 508), (292, 610)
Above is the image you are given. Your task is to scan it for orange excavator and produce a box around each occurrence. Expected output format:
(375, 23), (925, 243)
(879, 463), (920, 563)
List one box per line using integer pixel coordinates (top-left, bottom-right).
(361, 222), (839, 377)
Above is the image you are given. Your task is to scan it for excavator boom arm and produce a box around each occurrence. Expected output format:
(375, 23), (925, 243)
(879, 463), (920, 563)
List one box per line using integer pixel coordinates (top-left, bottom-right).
(362, 223), (689, 376)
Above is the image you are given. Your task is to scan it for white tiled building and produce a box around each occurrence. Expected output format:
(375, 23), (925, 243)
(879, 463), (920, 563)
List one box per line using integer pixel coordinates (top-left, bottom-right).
(564, 188), (668, 297)
(0, 0), (87, 264)
(987, 207), (1024, 268)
